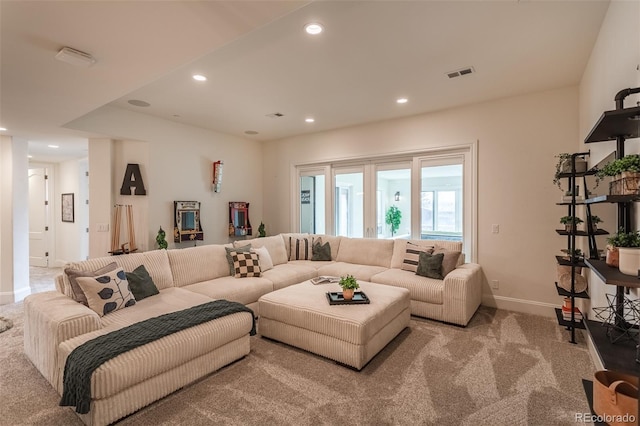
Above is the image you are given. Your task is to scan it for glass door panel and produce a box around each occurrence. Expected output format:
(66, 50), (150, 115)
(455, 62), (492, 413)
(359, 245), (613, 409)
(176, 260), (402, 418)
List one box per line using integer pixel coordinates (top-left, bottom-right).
(376, 167), (411, 239)
(300, 174), (325, 234)
(421, 163), (463, 241)
(334, 170), (364, 237)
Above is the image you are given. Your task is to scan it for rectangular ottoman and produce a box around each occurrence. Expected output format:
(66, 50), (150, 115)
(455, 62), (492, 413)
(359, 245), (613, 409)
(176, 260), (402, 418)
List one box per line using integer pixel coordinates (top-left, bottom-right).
(258, 280), (411, 370)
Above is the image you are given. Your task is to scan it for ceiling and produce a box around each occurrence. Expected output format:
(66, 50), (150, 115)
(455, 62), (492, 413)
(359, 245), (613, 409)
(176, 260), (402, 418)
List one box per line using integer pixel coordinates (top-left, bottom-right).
(1, 1), (610, 162)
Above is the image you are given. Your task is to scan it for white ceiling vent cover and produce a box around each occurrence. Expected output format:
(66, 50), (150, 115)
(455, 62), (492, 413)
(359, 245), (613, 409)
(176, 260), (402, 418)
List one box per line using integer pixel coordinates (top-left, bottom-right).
(446, 66), (475, 79)
(55, 47), (96, 67)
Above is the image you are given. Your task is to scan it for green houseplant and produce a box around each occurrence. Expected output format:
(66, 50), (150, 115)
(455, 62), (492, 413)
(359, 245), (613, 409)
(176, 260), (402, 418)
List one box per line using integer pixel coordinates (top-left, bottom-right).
(559, 216), (583, 232)
(385, 206), (402, 237)
(597, 155), (640, 195)
(339, 274), (359, 300)
(258, 222), (266, 238)
(155, 226), (168, 250)
(598, 154), (640, 178)
(589, 215), (603, 233)
(553, 153), (588, 191)
(606, 228), (640, 270)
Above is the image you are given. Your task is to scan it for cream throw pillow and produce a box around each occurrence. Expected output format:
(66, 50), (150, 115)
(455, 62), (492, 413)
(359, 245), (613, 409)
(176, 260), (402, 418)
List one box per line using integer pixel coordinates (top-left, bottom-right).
(253, 246), (274, 272)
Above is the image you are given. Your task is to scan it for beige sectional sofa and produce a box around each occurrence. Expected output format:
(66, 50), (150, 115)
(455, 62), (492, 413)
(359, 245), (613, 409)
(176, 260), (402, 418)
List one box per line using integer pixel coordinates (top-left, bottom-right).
(24, 233), (482, 425)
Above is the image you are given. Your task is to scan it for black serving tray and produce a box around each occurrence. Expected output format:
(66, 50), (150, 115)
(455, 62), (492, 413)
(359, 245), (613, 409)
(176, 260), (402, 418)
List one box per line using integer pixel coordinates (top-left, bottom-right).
(326, 291), (370, 305)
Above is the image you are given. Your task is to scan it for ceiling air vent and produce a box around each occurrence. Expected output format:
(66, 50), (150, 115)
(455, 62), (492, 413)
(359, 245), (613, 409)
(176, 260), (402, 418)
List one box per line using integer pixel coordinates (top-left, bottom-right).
(446, 66), (475, 79)
(266, 112), (285, 118)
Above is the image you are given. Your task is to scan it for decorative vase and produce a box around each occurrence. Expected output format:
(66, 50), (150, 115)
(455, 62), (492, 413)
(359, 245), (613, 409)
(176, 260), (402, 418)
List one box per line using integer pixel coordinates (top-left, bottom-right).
(606, 245), (619, 267)
(617, 247), (640, 275)
(342, 289), (354, 300)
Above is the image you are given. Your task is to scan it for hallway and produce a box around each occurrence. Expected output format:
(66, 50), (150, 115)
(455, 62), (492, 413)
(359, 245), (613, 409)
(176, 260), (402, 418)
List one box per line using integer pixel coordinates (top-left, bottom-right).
(29, 266), (60, 294)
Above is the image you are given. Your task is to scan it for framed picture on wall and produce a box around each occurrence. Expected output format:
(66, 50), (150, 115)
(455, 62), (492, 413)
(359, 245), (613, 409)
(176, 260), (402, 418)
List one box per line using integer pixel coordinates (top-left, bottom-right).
(61, 193), (74, 223)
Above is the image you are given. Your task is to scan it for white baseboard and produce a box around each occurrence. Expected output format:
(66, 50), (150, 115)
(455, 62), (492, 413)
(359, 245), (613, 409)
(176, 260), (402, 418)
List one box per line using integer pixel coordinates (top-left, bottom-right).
(0, 286), (31, 304)
(482, 294), (556, 318)
(586, 333), (604, 371)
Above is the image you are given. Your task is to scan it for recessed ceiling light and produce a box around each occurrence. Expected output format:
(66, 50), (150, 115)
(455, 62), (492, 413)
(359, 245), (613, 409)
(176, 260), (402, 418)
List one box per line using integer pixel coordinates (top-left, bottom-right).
(193, 74), (207, 82)
(304, 23), (323, 35)
(244, 130), (259, 135)
(27, 155), (33, 158)
(305, 118), (315, 123)
(128, 99), (150, 107)
(396, 98), (408, 104)
(48, 145), (59, 149)
(0, 127), (6, 131)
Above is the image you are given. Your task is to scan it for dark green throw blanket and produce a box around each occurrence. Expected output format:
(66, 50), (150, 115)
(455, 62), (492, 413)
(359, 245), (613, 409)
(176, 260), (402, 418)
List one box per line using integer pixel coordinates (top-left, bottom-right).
(60, 300), (255, 414)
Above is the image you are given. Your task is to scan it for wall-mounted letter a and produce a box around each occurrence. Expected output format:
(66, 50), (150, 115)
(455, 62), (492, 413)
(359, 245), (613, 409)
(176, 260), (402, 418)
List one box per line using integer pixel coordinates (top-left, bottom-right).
(120, 163), (147, 195)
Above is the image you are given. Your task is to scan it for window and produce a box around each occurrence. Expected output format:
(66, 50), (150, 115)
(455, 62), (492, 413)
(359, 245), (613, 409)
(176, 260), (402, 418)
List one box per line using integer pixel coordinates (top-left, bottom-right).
(294, 144), (476, 261)
(419, 161), (463, 242)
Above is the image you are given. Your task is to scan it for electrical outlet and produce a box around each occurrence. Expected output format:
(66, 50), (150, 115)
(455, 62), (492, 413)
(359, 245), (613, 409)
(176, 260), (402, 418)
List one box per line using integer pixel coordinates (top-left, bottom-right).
(97, 223), (109, 232)
(491, 280), (499, 289)
(492, 224), (499, 234)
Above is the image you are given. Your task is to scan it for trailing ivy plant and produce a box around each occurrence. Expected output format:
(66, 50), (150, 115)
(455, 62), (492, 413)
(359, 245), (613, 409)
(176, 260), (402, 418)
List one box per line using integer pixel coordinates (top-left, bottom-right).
(553, 153), (572, 190)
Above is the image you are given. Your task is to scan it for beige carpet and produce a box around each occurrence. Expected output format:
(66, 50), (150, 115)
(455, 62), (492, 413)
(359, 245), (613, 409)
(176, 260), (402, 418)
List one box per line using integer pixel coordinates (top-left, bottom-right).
(0, 301), (595, 425)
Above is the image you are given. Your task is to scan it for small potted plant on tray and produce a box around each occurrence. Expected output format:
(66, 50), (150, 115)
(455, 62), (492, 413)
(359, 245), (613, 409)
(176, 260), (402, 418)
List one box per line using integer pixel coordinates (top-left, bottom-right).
(339, 274), (359, 301)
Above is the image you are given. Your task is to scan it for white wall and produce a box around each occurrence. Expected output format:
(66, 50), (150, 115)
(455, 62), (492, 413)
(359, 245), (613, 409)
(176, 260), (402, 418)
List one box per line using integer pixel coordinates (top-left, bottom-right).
(113, 139), (149, 253)
(0, 135), (30, 303)
(263, 87), (580, 315)
(55, 158), (84, 265)
(69, 105), (264, 250)
(579, 0), (640, 311)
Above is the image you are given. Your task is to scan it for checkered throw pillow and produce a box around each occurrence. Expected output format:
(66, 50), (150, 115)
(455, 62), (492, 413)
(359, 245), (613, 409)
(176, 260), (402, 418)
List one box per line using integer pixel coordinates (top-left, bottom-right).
(231, 251), (262, 278)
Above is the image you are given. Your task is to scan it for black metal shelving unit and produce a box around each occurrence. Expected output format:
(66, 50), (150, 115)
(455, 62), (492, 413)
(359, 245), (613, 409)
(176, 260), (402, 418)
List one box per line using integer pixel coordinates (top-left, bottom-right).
(554, 153), (609, 343)
(580, 87), (640, 413)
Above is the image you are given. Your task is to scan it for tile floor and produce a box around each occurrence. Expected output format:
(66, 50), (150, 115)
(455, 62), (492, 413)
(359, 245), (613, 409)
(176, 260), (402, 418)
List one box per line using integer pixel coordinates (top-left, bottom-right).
(29, 266), (61, 294)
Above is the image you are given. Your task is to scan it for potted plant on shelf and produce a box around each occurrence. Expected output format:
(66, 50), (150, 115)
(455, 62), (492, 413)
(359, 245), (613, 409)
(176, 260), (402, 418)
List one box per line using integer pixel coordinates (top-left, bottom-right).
(560, 216), (583, 232)
(606, 229), (640, 274)
(597, 154), (640, 195)
(590, 216), (603, 233)
(339, 274), (359, 301)
(553, 153), (587, 191)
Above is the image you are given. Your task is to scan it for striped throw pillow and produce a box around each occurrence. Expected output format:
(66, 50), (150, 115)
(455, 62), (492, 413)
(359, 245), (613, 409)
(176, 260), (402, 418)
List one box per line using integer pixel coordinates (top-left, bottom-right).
(289, 236), (313, 260)
(401, 242), (434, 272)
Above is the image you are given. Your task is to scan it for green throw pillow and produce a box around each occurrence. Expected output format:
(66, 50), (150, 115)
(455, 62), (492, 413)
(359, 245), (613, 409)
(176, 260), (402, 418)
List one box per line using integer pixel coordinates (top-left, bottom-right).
(416, 252), (445, 279)
(225, 245), (251, 276)
(125, 264), (159, 301)
(311, 241), (332, 261)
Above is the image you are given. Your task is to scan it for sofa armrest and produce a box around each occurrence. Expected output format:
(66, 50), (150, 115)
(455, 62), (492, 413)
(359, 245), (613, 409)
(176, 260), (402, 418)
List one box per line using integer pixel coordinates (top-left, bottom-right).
(24, 291), (101, 390)
(442, 263), (483, 326)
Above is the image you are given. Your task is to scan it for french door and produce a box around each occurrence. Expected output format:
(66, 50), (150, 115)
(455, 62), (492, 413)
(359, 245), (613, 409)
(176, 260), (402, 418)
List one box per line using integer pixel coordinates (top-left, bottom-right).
(294, 144), (476, 260)
(330, 161), (412, 239)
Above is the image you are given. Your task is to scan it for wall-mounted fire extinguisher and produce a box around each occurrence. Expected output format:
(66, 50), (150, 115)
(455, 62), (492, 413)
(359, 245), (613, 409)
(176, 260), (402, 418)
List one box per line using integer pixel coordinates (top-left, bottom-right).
(212, 161), (223, 192)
